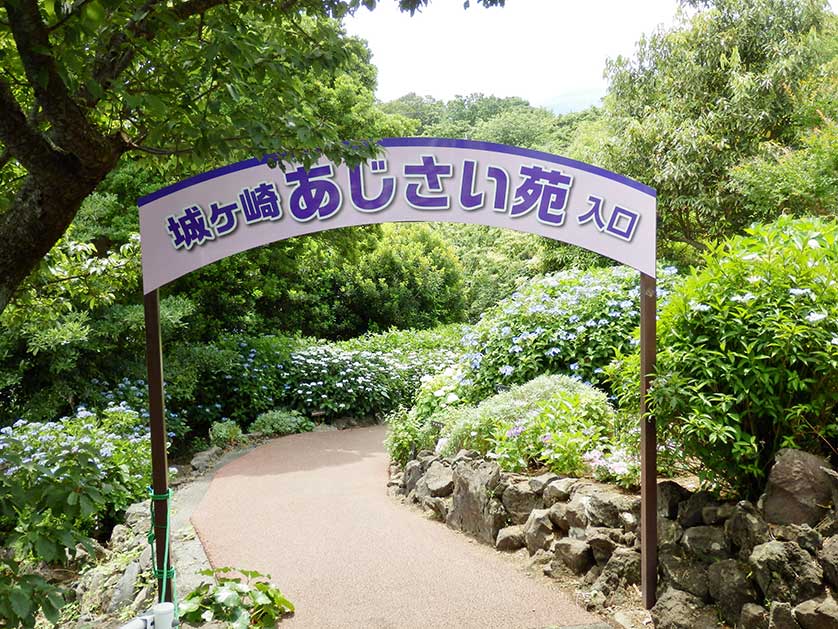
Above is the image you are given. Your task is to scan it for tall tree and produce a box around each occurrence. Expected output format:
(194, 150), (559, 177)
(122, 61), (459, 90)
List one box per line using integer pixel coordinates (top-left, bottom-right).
(0, 0), (504, 316)
(593, 0), (834, 259)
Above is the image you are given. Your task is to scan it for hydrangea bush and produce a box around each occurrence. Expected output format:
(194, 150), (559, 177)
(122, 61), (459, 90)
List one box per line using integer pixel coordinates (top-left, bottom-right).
(0, 407), (152, 625)
(75, 327), (462, 450)
(610, 216), (838, 497)
(389, 375), (639, 486)
(447, 266), (679, 403)
(250, 409), (314, 436)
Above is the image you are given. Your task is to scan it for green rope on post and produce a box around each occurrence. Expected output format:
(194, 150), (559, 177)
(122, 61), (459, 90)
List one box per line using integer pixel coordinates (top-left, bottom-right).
(148, 487), (179, 624)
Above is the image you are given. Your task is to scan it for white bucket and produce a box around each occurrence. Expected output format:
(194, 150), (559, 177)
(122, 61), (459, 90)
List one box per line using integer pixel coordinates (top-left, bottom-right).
(152, 602), (175, 629)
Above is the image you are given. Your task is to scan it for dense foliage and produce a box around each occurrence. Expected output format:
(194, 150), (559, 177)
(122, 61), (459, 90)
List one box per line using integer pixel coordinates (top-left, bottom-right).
(425, 266), (678, 405)
(180, 567), (294, 628)
(387, 375), (640, 487)
(610, 216), (838, 497)
(250, 409), (315, 436)
(3, 1), (838, 624)
(0, 407), (151, 625)
(593, 0), (837, 261)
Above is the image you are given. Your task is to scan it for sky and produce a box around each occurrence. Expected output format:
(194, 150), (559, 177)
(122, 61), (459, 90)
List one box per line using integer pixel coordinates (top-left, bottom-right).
(345, 0), (837, 113)
(344, 0), (685, 113)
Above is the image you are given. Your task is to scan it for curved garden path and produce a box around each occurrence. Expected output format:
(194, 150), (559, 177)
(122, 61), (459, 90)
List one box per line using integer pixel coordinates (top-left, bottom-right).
(191, 425), (605, 629)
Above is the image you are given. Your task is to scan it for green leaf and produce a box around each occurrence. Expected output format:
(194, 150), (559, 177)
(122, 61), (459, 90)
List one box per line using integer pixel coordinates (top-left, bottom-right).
(10, 589), (32, 620)
(35, 537), (57, 563)
(213, 586), (241, 607)
(41, 589), (65, 623)
(83, 1), (106, 25)
(79, 494), (95, 517)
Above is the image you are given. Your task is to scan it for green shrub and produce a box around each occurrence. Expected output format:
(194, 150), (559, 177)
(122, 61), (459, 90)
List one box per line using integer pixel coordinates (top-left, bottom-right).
(0, 407), (153, 626)
(385, 406), (441, 466)
(348, 224), (466, 331)
(389, 375), (635, 484)
(180, 567), (294, 628)
(439, 375), (619, 474)
(611, 216), (838, 497)
(197, 335), (299, 428)
(335, 324), (463, 390)
(449, 265), (679, 403)
(250, 409), (314, 436)
(209, 420), (244, 448)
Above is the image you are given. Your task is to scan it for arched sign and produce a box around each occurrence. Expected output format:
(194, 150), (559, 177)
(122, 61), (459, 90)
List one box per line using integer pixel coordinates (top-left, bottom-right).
(138, 138), (659, 609)
(138, 138), (656, 293)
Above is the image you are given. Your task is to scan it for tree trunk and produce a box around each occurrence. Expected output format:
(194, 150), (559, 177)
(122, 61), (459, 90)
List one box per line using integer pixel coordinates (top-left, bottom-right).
(0, 150), (121, 314)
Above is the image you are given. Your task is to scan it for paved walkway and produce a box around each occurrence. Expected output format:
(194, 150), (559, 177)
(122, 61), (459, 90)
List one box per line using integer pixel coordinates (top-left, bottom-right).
(191, 425), (605, 629)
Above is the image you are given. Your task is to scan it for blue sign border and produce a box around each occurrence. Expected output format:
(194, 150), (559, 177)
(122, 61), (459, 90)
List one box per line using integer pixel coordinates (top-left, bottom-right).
(138, 138), (656, 207)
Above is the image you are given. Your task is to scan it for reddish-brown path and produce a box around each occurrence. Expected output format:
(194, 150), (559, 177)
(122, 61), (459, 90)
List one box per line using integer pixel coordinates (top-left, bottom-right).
(191, 425), (606, 629)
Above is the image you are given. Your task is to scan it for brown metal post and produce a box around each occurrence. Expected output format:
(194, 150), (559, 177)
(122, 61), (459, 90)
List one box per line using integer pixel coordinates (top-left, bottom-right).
(639, 273), (658, 609)
(144, 289), (174, 602)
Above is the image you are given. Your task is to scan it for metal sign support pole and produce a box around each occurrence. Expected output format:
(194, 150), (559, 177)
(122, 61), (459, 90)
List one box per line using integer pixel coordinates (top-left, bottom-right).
(144, 289), (174, 602)
(639, 272), (658, 609)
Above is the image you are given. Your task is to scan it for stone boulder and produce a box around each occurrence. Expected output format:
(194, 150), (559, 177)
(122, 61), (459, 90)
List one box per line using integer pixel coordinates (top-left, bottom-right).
(657, 481), (691, 520)
(446, 461), (507, 545)
(586, 528), (622, 566)
(417, 451), (439, 472)
(501, 480), (543, 524)
(591, 547), (640, 603)
(658, 517), (684, 548)
(794, 594), (838, 629)
(124, 501), (150, 530)
(543, 478), (577, 505)
(565, 494), (590, 529)
(748, 540), (825, 605)
(682, 525), (729, 563)
(819, 535), (838, 589)
(725, 501), (770, 560)
(762, 449), (834, 527)
(423, 461), (454, 497)
(586, 490), (640, 530)
(548, 502), (570, 532)
(678, 491), (718, 528)
(190, 446), (220, 474)
(523, 509), (554, 555)
(106, 561), (140, 613)
(659, 550), (709, 601)
(707, 559), (758, 625)
(554, 538), (594, 575)
(495, 525), (526, 552)
(421, 496), (451, 522)
(701, 503), (735, 525)
(771, 524), (822, 557)
(769, 602), (801, 629)
(528, 473), (559, 495)
(738, 603), (768, 629)
(451, 449), (480, 464)
(403, 460), (423, 494)
(650, 587), (720, 629)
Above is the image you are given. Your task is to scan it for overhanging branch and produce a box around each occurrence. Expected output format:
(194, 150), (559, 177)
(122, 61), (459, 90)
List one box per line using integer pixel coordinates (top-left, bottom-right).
(0, 76), (62, 174)
(5, 0), (103, 155)
(90, 0), (229, 106)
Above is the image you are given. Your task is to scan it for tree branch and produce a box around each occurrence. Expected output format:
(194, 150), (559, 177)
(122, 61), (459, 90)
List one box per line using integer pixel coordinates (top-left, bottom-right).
(126, 135), (249, 155)
(89, 0), (305, 108)
(5, 0), (104, 156)
(89, 0), (229, 105)
(0, 76), (63, 174)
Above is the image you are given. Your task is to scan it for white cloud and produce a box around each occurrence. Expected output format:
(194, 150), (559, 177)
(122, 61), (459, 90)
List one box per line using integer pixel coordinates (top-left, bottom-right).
(344, 0), (683, 110)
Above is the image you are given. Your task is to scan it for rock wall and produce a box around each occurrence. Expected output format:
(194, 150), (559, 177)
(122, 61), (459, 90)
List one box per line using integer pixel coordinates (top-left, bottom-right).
(389, 448), (838, 629)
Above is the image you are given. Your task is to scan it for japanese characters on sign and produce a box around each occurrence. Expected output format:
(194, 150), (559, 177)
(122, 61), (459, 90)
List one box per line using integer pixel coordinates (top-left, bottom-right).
(139, 138), (656, 293)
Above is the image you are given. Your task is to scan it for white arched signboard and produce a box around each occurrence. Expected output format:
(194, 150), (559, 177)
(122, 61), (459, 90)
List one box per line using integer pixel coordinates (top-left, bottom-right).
(138, 138), (659, 608)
